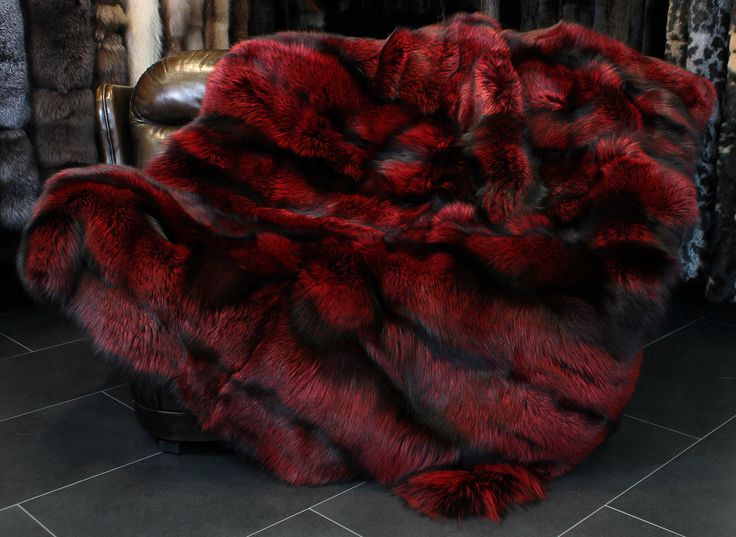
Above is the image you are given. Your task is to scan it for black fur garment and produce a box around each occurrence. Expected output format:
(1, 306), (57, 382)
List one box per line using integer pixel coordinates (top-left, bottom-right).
(0, 0), (39, 230)
(25, 0), (95, 92)
(32, 89), (97, 170)
(24, 0), (97, 177)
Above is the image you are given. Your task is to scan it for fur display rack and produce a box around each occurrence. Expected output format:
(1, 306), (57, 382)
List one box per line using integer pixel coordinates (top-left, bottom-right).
(19, 14), (714, 521)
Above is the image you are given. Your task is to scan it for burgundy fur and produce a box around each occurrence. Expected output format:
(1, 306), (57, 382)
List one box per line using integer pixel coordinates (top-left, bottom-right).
(19, 14), (714, 521)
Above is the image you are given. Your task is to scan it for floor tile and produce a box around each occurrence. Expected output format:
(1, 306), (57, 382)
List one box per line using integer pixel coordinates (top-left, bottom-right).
(0, 332), (26, 359)
(314, 418), (693, 537)
(611, 415), (736, 537)
(651, 283), (715, 342)
(709, 304), (736, 326)
(0, 506), (51, 537)
(104, 384), (135, 408)
(625, 320), (736, 437)
(0, 307), (81, 351)
(0, 262), (32, 316)
(564, 507), (678, 537)
(255, 510), (358, 536)
(24, 446), (354, 537)
(0, 393), (158, 508)
(0, 340), (128, 421)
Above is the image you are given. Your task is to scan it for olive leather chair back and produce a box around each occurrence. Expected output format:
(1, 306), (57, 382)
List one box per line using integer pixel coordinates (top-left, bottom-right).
(96, 50), (227, 168)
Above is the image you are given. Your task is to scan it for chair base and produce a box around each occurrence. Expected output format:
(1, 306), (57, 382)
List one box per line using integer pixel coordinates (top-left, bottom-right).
(132, 399), (220, 450)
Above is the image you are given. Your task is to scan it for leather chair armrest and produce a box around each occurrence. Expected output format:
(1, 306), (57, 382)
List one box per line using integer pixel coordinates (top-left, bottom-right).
(95, 84), (134, 165)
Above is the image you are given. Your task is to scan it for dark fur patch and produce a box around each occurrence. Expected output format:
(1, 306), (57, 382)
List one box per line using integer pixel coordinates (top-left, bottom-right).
(32, 89), (98, 170)
(26, 0), (95, 92)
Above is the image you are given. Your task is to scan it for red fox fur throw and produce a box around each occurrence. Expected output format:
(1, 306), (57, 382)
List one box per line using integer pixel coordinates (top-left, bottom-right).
(19, 14), (714, 521)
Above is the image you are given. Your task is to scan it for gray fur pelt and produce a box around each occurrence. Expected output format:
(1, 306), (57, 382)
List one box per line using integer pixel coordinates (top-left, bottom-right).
(0, 0), (31, 129)
(32, 89), (97, 171)
(0, 130), (39, 230)
(96, 0), (129, 84)
(24, 0), (95, 92)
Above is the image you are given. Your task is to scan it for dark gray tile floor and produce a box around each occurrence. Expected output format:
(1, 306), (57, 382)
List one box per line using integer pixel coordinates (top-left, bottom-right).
(0, 269), (734, 537)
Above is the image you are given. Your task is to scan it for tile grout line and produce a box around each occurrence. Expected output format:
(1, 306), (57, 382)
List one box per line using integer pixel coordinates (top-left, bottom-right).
(644, 312), (713, 348)
(557, 412), (736, 536)
(0, 330), (33, 352)
(0, 384), (130, 425)
(605, 506), (687, 537)
(245, 482), (366, 536)
(0, 452), (163, 513)
(705, 318), (736, 328)
(17, 505), (59, 537)
(0, 337), (85, 362)
(102, 390), (135, 411)
(622, 414), (700, 440)
(309, 508), (364, 536)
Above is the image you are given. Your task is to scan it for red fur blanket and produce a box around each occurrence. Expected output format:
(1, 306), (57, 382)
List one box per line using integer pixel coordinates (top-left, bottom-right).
(20, 14), (714, 521)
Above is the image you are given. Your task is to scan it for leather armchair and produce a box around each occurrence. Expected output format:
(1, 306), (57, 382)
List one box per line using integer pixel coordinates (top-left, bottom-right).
(96, 49), (227, 168)
(95, 50), (227, 451)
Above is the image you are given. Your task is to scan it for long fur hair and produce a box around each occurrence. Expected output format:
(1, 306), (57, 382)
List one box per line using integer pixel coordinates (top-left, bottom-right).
(126, 0), (163, 84)
(0, 130), (38, 230)
(204, 0), (230, 49)
(25, 0), (95, 92)
(95, 0), (129, 85)
(229, 0), (249, 43)
(0, 0), (31, 129)
(32, 89), (97, 170)
(19, 14), (715, 522)
(162, 0), (193, 56)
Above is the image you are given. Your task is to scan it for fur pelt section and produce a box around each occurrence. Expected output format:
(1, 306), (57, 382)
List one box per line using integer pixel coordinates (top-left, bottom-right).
(249, 0), (325, 36)
(24, 0), (95, 92)
(126, 0), (163, 84)
(19, 15), (715, 521)
(0, 130), (38, 230)
(0, 0), (31, 129)
(162, 0), (192, 56)
(96, 1), (129, 84)
(162, 0), (209, 55)
(187, 0), (205, 50)
(204, 0), (229, 49)
(32, 89), (97, 171)
(230, 0), (249, 43)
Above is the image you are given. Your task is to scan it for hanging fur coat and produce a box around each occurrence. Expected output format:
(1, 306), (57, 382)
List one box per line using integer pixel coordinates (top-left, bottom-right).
(24, 0), (98, 176)
(25, 0), (95, 93)
(204, 0), (229, 49)
(230, 0), (249, 43)
(0, 0), (31, 130)
(668, 0), (732, 286)
(706, 2), (736, 302)
(96, 0), (129, 85)
(126, 0), (163, 83)
(248, 0), (325, 36)
(19, 14), (715, 522)
(161, 0), (205, 56)
(0, 0), (39, 230)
